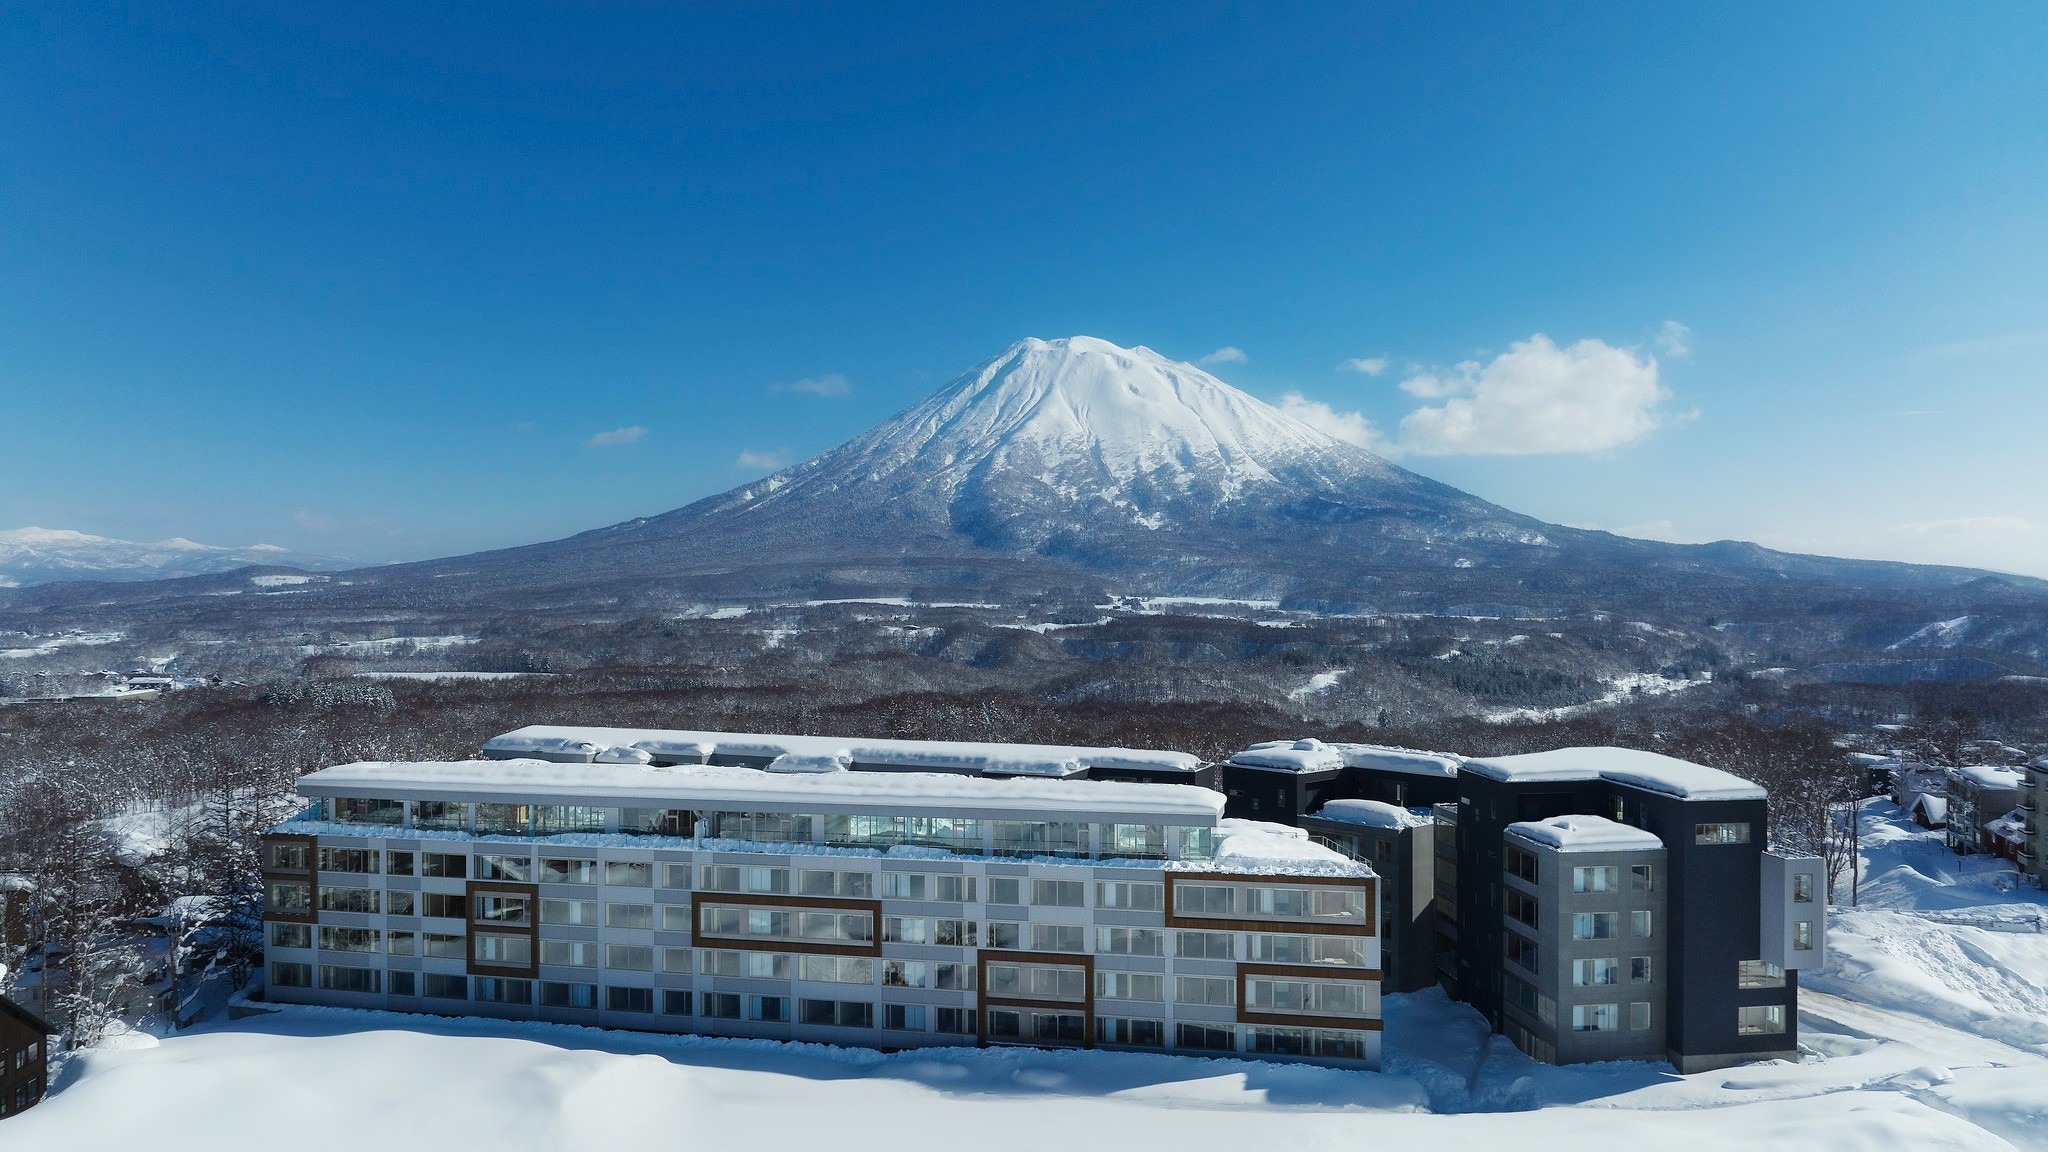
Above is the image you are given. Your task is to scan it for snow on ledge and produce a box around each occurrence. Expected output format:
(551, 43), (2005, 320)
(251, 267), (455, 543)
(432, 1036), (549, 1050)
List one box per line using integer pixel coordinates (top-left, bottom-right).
(1464, 746), (1766, 801)
(1228, 738), (1462, 778)
(481, 724), (1206, 777)
(1507, 814), (1664, 854)
(1311, 799), (1433, 831)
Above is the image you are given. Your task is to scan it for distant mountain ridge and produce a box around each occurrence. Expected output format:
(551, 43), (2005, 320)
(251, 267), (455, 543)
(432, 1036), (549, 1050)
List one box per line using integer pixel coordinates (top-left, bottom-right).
(0, 527), (351, 587)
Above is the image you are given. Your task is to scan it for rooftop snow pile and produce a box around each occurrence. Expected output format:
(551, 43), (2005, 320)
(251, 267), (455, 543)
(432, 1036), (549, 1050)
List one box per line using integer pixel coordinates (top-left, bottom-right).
(1507, 814), (1665, 854)
(1312, 799), (1433, 831)
(1229, 738), (1462, 777)
(1464, 746), (1766, 801)
(296, 758), (1225, 822)
(1950, 764), (2025, 790)
(1207, 819), (1373, 877)
(483, 724), (1203, 778)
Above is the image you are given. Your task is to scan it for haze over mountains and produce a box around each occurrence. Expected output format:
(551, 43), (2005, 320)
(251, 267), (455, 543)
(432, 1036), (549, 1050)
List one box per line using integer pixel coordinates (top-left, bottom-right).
(0, 527), (350, 587)
(5, 336), (2046, 685)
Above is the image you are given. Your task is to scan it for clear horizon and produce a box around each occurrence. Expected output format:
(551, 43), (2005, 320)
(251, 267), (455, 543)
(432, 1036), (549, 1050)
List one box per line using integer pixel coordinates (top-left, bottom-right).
(4, 5), (2045, 576)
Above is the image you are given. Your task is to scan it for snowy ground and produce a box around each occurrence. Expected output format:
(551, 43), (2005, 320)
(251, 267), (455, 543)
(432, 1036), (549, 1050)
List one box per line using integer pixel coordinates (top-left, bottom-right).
(13, 802), (2046, 1150)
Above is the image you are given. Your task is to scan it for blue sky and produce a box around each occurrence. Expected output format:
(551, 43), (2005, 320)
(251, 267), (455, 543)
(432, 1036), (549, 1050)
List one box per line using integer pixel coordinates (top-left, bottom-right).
(4, 3), (2045, 574)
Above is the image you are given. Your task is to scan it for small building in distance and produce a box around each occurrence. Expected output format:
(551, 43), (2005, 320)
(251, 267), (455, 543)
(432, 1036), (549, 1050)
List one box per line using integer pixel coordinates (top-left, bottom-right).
(1945, 765), (2025, 856)
(0, 993), (54, 1118)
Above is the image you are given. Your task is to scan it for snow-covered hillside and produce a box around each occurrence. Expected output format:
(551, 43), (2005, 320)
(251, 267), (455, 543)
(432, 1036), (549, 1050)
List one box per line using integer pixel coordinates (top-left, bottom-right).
(0, 527), (349, 586)
(15, 799), (2046, 1151)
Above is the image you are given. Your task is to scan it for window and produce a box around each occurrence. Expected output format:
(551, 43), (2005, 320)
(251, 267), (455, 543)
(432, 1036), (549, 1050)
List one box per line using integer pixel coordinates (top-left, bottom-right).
(423, 852), (465, 879)
(798, 999), (875, 1029)
(1573, 866), (1619, 894)
(1176, 884), (1234, 916)
(702, 992), (742, 1019)
(540, 858), (598, 885)
(1175, 931), (1234, 960)
(318, 926), (381, 954)
(334, 797), (405, 826)
(1095, 927), (1164, 956)
(706, 811), (814, 844)
(1630, 864), (1655, 891)
(539, 898), (597, 926)
(269, 922), (311, 949)
(1096, 971), (1164, 1001)
(318, 965), (381, 994)
(1506, 889), (1539, 928)
(883, 1003), (927, 1031)
(606, 903), (654, 930)
(263, 840), (309, 870)
(1102, 823), (1167, 859)
(799, 869), (874, 898)
(1737, 960), (1785, 988)
(1097, 1017), (1166, 1047)
(748, 994), (788, 1022)
(605, 861), (652, 887)
(476, 854), (531, 882)
(984, 1007), (1084, 1044)
(540, 940), (596, 967)
(661, 904), (693, 932)
(424, 973), (467, 1000)
(1174, 975), (1235, 1006)
(986, 921), (1023, 949)
(475, 804), (533, 836)
(663, 990), (692, 1016)
(266, 879), (311, 914)
(539, 981), (597, 1009)
(1571, 1003), (1619, 1032)
(1244, 977), (1372, 1018)
(1572, 912), (1617, 940)
(881, 871), (927, 900)
(318, 847), (379, 874)
(1794, 920), (1815, 950)
(422, 892), (466, 919)
(318, 887), (380, 914)
(1695, 822), (1751, 846)
(932, 874), (975, 903)
(473, 933), (532, 967)
(423, 933), (465, 959)
(1793, 873), (1815, 903)
(884, 916), (929, 944)
(661, 863), (693, 889)
(883, 960), (929, 988)
(606, 986), (653, 1013)
(1737, 1005), (1787, 1035)
(415, 802), (469, 832)
(475, 977), (533, 1004)
(1506, 845), (1539, 883)
(1629, 1002), (1652, 1031)
(620, 808), (692, 837)
(933, 918), (978, 947)
(474, 894), (531, 925)
(1504, 933), (1538, 974)
(985, 876), (1022, 905)
(387, 891), (415, 917)
(935, 1007), (975, 1035)
(533, 806), (606, 835)
(933, 962), (976, 991)
(700, 866), (741, 892)
(1505, 975), (1554, 1025)
(990, 821), (1083, 858)
(270, 961), (312, 988)
(385, 851), (416, 876)
(388, 970), (416, 997)
(1030, 879), (1086, 907)
(1630, 956), (1653, 983)
(1631, 910), (1654, 938)
(1249, 934), (1367, 967)
(1030, 924), (1085, 953)
(605, 944), (654, 971)
(797, 955), (875, 984)
(659, 946), (693, 974)
(1572, 958), (1620, 986)
(1175, 1022), (1236, 1052)
(1096, 881), (1164, 911)
(987, 963), (1086, 1001)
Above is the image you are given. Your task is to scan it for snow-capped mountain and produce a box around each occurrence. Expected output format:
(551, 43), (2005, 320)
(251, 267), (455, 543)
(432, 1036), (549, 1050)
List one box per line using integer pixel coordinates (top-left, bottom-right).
(0, 527), (349, 586)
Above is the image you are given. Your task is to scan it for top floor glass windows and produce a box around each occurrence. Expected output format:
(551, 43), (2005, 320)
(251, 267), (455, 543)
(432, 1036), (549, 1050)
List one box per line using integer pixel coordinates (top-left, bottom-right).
(532, 806), (606, 835)
(333, 797), (405, 826)
(991, 821), (1084, 858)
(705, 812), (814, 844)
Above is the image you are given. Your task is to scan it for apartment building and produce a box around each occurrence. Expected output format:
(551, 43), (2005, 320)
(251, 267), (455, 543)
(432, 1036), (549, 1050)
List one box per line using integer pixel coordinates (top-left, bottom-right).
(1297, 800), (1438, 993)
(0, 994), (52, 1118)
(2021, 757), (2047, 884)
(260, 743), (1383, 1068)
(1220, 740), (1461, 825)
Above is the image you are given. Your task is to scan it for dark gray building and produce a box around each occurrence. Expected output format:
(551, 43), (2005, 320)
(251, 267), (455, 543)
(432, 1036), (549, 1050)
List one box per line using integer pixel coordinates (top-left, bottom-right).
(1300, 799), (1438, 993)
(1220, 740), (1461, 824)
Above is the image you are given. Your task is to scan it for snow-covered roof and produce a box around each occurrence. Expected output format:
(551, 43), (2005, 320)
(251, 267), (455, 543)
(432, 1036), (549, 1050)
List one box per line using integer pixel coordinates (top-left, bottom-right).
(482, 725), (1204, 777)
(1464, 746), (1767, 802)
(1506, 814), (1665, 854)
(1985, 808), (2027, 842)
(1309, 799), (1433, 831)
(1950, 765), (2025, 791)
(1208, 819), (1373, 877)
(1911, 793), (1949, 823)
(297, 758), (1225, 824)
(1227, 738), (1461, 777)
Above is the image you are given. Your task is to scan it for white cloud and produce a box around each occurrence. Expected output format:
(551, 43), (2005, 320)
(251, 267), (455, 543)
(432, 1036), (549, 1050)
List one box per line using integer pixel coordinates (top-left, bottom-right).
(1278, 392), (1386, 452)
(584, 426), (646, 448)
(1654, 320), (1692, 360)
(772, 373), (851, 397)
(1198, 346), (1247, 365)
(736, 448), (793, 470)
(1337, 356), (1389, 376)
(1394, 334), (1676, 456)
